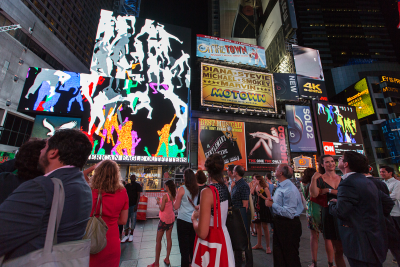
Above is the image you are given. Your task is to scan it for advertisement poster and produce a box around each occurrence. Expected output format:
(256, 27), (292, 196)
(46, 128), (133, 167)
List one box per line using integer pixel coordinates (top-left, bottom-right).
(196, 35), (266, 68)
(345, 78), (374, 119)
(245, 123), (288, 171)
(0, 151), (15, 164)
(285, 105), (317, 152)
(293, 156), (313, 172)
(292, 45), (324, 80)
(201, 63), (276, 111)
(258, 2), (282, 51)
(273, 73), (299, 101)
(31, 115), (81, 139)
(381, 119), (400, 163)
(198, 118), (247, 170)
(297, 76), (328, 101)
(314, 102), (364, 156)
(18, 11), (191, 164)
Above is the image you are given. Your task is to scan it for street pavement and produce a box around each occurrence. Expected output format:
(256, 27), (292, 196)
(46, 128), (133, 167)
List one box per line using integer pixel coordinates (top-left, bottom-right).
(120, 214), (398, 267)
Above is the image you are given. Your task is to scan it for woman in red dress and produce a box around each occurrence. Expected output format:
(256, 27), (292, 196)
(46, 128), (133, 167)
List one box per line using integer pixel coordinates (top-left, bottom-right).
(88, 160), (129, 267)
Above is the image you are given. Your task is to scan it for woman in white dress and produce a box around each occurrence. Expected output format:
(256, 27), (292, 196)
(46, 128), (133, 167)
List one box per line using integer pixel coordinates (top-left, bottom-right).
(191, 153), (235, 267)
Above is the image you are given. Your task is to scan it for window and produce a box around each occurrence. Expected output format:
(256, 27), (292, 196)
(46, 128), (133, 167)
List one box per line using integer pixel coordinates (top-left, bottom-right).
(375, 98), (386, 109)
(380, 114), (389, 121)
(371, 83), (381, 93)
(0, 113), (33, 147)
(371, 130), (381, 141)
(362, 130), (368, 140)
(375, 147), (385, 159)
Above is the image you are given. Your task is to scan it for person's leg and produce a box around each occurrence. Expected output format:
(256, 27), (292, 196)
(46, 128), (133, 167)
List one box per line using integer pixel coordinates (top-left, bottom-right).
(252, 223), (263, 249)
(324, 238), (335, 266)
(188, 221), (196, 265)
(131, 204), (137, 234)
(245, 208), (253, 267)
(119, 225), (124, 239)
(165, 228), (173, 264)
(272, 218), (286, 267)
(310, 230), (319, 266)
(152, 229), (164, 267)
(332, 240), (346, 267)
(125, 206), (133, 235)
(177, 219), (190, 267)
(262, 222), (271, 253)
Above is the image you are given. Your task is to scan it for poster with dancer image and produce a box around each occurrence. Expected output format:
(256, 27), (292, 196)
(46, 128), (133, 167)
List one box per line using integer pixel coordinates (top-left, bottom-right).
(198, 118), (247, 170)
(245, 123), (289, 171)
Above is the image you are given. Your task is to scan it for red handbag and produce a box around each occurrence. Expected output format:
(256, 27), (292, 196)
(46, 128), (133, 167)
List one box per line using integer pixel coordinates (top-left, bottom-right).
(310, 194), (328, 208)
(192, 185), (230, 267)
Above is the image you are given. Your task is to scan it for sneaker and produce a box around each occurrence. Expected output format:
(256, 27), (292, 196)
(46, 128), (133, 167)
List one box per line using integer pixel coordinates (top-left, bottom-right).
(121, 235), (129, 243)
(128, 234), (134, 242)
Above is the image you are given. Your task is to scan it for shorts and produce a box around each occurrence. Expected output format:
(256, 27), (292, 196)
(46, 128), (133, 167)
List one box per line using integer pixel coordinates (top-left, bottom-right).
(158, 220), (174, 231)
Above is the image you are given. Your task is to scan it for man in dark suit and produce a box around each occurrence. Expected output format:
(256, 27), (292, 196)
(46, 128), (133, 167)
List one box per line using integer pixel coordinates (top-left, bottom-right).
(330, 151), (394, 267)
(0, 129), (93, 260)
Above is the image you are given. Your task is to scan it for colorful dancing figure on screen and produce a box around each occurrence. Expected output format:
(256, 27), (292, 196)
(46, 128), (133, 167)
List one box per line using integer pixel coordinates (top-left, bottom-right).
(155, 114), (176, 157)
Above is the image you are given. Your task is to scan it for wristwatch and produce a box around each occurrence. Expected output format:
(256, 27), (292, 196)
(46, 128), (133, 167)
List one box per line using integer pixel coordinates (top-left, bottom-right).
(329, 189), (332, 194)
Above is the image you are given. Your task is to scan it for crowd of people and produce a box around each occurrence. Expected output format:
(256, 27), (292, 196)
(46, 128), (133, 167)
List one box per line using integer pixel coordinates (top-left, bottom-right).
(0, 128), (399, 267)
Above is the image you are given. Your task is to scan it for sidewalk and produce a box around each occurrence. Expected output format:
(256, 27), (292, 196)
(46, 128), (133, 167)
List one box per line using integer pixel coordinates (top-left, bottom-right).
(120, 215), (398, 267)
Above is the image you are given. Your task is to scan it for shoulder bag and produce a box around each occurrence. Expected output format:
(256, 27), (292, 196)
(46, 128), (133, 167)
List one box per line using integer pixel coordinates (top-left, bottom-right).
(83, 191), (108, 254)
(225, 190), (249, 251)
(0, 178), (91, 267)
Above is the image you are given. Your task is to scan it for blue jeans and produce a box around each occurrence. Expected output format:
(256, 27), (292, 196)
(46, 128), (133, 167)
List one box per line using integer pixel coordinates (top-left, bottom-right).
(125, 205), (137, 231)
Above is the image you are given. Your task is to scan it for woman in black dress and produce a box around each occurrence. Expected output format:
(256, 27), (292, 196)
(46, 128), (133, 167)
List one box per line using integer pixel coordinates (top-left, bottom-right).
(251, 175), (273, 254)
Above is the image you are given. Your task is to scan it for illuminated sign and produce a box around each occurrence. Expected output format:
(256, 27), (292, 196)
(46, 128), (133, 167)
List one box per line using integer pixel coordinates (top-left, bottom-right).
(381, 119), (400, 163)
(285, 105), (317, 152)
(297, 76), (328, 101)
(201, 63), (276, 111)
(198, 118), (247, 170)
(314, 102), (364, 157)
(196, 35), (266, 68)
(345, 78), (374, 119)
(293, 156), (312, 172)
(245, 123), (288, 171)
(18, 11), (191, 164)
(273, 73), (299, 101)
(293, 45), (324, 81)
(31, 115), (81, 139)
(382, 86), (400, 98)
(381, 76), (400, 85)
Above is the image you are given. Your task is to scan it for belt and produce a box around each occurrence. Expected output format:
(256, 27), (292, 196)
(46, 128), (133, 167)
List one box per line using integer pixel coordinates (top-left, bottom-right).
(274, 215), (300, 221)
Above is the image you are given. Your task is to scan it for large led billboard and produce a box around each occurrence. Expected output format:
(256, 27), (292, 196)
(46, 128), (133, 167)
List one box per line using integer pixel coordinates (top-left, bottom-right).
(201, 63), (276, 111)
(245, 122), (288, 171)
(196, 35), (266, 68)
(297, 76), (328, 101)
(285, 105), (317, 152)
(273, 73), (299, 101)
(31, 115), (81, 139)
(314, 102), (364, 156)
(18, 12), (191, 164)
(381, 119), (400, 163)
(292, 45), (324, 80)
(198, 118), (247, 170)
(345, 78), (374, 119)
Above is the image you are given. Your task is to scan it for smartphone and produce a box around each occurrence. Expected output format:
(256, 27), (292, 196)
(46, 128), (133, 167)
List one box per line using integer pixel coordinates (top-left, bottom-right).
(187, 196), (196, 208)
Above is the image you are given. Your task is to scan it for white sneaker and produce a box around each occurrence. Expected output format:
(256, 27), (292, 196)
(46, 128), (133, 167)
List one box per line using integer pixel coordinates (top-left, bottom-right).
(121, 235), (129, 243)
(128, 234), (133, 242)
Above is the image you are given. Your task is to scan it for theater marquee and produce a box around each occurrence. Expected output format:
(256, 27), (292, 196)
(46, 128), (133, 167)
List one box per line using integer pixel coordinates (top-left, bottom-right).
(201, 63), (276, 112)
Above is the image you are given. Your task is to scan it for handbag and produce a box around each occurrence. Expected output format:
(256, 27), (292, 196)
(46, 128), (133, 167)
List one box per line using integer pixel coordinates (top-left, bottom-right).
(226, 191), (249, 251)
(192, 185), (230, 267)
(83, 191), (108, 254)
(0, 178), (91, 267)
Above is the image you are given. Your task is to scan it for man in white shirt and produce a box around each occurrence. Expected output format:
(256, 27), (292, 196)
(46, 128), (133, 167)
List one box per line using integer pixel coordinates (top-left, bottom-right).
(380, 166), (400, 232)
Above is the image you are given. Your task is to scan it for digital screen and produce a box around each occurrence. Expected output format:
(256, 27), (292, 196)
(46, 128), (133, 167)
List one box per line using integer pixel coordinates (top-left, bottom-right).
(293, 156), (313, 172)
(382, 119), (400, 163)
(292, 45), (324, 80)
(196, 35), (266, 68)
(315, 102), (364, 156)
(322, 142), (364, 157)
(285, 105), (317, 152)
(345, 78), (374, 119)
(245, 123), (288, 171)
(297, 76), (328, 101)
(201, 63), (276, 111)
(273, 73), (299, 101)
(198, 118), (247, 170)
(18, 11), (191, 164)
(0, 151), (15, 164)
(31, 115), (81, 139)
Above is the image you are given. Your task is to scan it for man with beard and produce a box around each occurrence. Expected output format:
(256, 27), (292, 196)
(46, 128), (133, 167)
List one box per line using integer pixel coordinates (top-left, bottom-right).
(0, 129), (92, 260)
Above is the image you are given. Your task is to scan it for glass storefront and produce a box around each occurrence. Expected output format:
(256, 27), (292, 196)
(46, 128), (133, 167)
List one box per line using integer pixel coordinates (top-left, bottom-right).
(128, 165), (163, 191)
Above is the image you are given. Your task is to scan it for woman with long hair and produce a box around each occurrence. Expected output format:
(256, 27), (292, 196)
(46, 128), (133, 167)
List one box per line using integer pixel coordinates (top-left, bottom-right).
(173, 169), (199, 267)
(251, 175), (273, 254)
(196, 170), (207, 205)
(310, 155), (345, 267)
(89, 160), (129, 267)
(250, 174), (258, 236)
(191, 154), (235, 266)
(149, 180), (176, 267)
(301, 167), (334, 267)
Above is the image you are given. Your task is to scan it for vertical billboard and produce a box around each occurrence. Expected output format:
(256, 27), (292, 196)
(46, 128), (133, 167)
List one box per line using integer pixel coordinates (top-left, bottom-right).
(314, 102), (364, 156)
(201, 63), (276, 111)
(381, 119), (400, 163)
(18, 10), (191, 164)
(198, 118), (247, 170)
(345, 78), (375, 119)
(245, 123), (288, 171)
(279, 0), (297, 39)
(258, 1), (282, 52)
(285, 105), (317, 152)
(273, 73), (299, 101)
(196, 35), (266, 68)
(31, 115), (81, 139)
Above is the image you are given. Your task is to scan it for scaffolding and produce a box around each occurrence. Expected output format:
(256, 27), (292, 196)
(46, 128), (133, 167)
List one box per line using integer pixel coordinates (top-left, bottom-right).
(114, 0), (141, 17)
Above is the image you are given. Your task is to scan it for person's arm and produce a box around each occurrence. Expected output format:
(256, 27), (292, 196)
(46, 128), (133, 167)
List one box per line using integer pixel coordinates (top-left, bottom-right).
(389, 181), (400, 202)
(158, 194), (168, 212)
(192, 188), (213, 240)
(173, 186), (185, 210)
(379, 190), (395, 217)
(0, 180), (46, 256)
(320, 188), (338, 195)
(82, 161), (104, 183)
(250, 182), (256, 194)
(242, 184), (250, 210)
(271, 189), (298, 219)
(117, 209), (129, 225)
(259, 186), (271, 200)
(0, 159), (16, 173)
(309, 172), (322, 198)
(329, 182), (359, 221)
